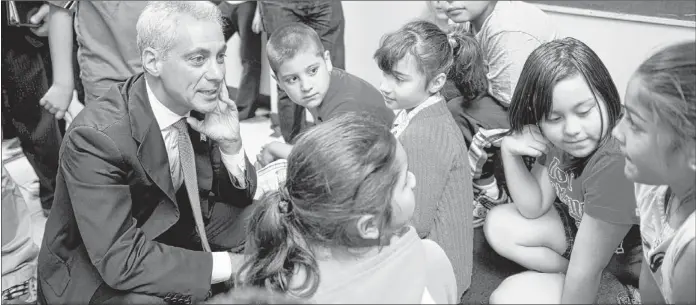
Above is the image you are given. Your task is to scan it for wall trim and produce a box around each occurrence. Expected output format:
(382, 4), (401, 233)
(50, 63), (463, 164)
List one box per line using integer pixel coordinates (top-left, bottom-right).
(533, 3), (696, 28)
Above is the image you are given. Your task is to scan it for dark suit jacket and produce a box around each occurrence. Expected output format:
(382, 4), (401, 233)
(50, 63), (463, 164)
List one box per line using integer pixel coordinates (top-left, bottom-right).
(37, 73), (257, 304)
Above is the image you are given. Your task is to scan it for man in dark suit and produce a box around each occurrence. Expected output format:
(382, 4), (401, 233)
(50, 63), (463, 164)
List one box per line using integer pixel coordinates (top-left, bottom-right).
(36, 2), (256, 304)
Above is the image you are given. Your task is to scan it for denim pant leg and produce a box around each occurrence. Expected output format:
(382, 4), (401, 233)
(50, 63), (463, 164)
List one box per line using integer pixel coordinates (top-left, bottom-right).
(2, 166), (39, 304)
(310, 1), (346, 70)
(220, 1), (262, 120)
(260, 1), (299, 142)
(235, 2), (263, 120)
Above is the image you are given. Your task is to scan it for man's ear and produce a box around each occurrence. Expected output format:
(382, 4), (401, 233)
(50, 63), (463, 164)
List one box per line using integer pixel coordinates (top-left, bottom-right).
(355, 215), (380, 240)
(323, 50), (333, 72)
(142, 47), (163, 77)
(270, 70), (287, 92)
(427, 72), (447, 94)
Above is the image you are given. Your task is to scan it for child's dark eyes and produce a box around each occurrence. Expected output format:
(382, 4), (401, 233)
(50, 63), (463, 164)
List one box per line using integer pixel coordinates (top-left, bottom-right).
(285, 76), (298, 84)
(309, 67), (318, 75)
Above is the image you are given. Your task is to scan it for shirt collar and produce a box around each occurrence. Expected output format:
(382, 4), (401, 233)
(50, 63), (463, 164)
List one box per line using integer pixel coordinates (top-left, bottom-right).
(146, 80), (190, 130)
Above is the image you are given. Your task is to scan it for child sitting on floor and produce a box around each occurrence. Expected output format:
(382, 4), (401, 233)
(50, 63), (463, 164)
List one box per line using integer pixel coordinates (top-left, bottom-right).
(236, 113), (457, 304)
(445, 32), (511, 227)
(612, 41), (696, 304)
(256, 23), (394, 167)
(439, 0), (559, 224)
(374, 20), (473, 296)
(485, 38), (642, 304)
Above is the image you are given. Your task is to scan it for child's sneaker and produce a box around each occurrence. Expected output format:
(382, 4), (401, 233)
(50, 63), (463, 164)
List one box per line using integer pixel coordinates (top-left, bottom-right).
(472, 189), (509, 228)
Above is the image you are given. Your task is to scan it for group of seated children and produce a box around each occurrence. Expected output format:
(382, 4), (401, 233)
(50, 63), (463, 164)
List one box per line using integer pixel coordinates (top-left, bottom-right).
(225, 1), (695, 304)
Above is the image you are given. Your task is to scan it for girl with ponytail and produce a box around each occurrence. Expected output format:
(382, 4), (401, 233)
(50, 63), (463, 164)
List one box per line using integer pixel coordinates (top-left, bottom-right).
(236, 113), (457, 304)
(373, 20), (474, 297)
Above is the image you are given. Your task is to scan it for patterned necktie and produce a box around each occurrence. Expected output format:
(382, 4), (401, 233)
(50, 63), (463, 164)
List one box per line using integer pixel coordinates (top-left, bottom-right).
(173, 119), (212, 252)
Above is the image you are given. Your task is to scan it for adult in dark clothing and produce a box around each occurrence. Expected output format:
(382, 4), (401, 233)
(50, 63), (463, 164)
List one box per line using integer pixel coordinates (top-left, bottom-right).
(1, 2), (62, 215)
(36, 3), (257, 304)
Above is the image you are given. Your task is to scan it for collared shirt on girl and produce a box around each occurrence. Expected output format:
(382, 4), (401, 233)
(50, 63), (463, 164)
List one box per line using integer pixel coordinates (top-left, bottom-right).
(389, 94), (474, 294)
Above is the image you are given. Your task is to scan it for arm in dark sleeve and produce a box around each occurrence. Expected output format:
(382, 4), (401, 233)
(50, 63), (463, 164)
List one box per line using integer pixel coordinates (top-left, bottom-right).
(211, 141), (257, 208)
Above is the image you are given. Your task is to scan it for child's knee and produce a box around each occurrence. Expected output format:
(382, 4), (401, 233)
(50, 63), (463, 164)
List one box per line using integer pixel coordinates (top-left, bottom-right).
(490, 271), (563, 304)
(483, 203), (519, 250)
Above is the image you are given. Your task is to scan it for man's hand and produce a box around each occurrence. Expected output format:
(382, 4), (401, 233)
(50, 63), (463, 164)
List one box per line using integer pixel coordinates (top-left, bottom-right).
(187, 84), (243, 155)
(40, 83), (73, 119)
(29, 4), (50, 37)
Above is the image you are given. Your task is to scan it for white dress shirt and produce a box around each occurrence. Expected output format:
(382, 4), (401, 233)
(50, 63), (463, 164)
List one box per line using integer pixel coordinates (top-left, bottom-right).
(146, 82), (245, 284)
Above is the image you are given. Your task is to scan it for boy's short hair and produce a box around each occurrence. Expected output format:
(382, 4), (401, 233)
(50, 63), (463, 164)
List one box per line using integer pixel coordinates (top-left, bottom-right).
(266, 23), (326, 73)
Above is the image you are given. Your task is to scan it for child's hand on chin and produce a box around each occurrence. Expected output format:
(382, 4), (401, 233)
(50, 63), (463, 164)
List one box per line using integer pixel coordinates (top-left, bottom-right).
(501, 125), (550, 158)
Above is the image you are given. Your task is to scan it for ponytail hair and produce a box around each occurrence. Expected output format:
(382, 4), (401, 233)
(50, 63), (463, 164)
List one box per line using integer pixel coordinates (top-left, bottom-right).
(446, 28), (488, 102)
(236, 113), (402, 298)
(374, 20), (459, 87)
(236, 190), (318, 298)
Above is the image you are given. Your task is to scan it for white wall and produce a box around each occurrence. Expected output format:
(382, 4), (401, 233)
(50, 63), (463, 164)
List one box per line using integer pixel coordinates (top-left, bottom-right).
(224, 1), (695, 100)
(542, 9), (695, 99)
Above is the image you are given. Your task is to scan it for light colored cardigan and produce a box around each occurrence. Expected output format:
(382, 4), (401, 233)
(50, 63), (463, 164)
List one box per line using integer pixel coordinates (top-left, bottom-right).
(396, 100), (474, 295)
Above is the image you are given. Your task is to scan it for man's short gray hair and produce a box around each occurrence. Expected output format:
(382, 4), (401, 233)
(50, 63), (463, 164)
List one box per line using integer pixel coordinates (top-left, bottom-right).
(136, 1), (223, 57)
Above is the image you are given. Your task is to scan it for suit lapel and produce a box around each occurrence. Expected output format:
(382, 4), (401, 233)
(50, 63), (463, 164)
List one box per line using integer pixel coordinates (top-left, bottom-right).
(128, 74), (178, 205)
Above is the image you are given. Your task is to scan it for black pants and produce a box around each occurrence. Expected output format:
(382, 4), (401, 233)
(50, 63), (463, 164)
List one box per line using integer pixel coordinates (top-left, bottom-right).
(1, 29), (62, 211)
(218, 1), (263, 120)
(83, 199), (257, 304)
(260, 0), (345, 143)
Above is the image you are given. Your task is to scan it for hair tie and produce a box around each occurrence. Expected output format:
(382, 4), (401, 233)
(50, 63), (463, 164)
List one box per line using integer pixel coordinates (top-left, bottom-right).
(278, 198), (293, 215)
(447, 33), (459, 50)
(278, 186), (294, 215)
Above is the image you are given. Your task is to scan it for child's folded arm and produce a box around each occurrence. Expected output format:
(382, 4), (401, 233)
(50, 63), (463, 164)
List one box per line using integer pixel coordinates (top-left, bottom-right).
(502, 153), (555, 219)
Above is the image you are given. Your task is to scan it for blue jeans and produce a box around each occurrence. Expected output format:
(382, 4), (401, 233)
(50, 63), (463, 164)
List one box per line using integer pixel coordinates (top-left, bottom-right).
(260, 0), (345, 143)
(218, 1), (263, 120)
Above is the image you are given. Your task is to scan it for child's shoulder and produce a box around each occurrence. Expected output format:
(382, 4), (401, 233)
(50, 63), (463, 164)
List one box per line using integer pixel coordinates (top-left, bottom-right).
(329, 68), (379, 95)
(400, 106), (468, 157)
(586, 137), (626, 169)
(324, 69), (382, 106)
(482, 1), (556, 39)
